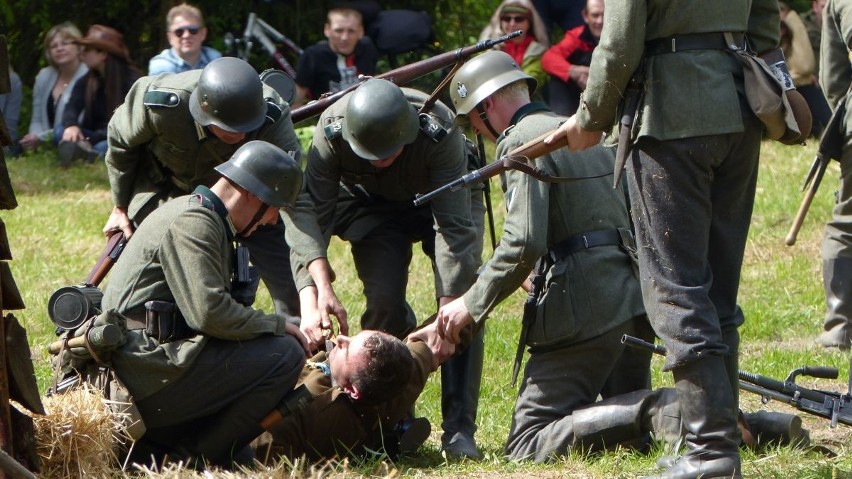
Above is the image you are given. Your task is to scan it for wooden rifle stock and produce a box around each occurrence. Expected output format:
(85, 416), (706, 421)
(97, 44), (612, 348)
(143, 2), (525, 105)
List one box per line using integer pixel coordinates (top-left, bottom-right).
(84, 232), (127, 287)
(291, 30), (523, 124)
(413, 127), (570, 206)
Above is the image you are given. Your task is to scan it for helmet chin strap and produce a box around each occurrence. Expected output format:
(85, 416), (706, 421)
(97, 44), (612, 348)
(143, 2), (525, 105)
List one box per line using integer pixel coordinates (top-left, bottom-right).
(475, 104), (500, 139)
(237, 203), (270, 238)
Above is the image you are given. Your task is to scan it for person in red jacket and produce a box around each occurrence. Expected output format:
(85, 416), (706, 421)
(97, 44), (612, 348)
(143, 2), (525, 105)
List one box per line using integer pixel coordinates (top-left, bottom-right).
(541, 0), (603, 115)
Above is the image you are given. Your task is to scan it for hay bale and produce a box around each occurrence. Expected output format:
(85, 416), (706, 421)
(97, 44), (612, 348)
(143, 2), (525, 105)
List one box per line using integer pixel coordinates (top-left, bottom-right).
(32, 385), (129, 477)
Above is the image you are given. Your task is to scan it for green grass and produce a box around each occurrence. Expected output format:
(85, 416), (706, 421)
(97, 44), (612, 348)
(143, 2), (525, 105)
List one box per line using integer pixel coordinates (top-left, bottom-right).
(6, 140), (852, 478)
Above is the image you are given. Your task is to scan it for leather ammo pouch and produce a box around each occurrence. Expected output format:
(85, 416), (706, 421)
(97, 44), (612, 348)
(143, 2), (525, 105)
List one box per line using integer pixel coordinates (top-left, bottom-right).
(144, 300), (195, 343)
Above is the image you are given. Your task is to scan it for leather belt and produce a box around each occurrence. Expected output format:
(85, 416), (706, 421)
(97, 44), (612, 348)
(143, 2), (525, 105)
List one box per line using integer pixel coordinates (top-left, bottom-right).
(122, 312), (147, 331)
(644, 32), (746, 56)
(548, 228), (631, 262)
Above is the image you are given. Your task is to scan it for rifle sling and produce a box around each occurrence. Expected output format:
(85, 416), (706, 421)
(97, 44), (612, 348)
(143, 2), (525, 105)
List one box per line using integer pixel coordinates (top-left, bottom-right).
(501, 157), (609, 183)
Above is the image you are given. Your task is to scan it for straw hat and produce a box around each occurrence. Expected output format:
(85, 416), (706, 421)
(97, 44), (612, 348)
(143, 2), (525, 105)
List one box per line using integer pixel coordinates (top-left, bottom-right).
(75, 24), (131, 62)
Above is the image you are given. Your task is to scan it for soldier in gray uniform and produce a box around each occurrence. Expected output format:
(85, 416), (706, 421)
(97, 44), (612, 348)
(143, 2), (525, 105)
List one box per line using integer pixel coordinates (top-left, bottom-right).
(104, 57), (345, 339)
(104, 141), (311, 468)
(436, 50), (654, 462)
(817, 0), (852, 350)
(548, 1), (780, 477)
(304, 78), (485, 458)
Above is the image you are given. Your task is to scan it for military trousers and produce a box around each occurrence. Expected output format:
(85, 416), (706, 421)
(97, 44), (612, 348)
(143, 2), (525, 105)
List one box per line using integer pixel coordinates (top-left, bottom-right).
(348, 208), (437, 338)
(628, 112), (762, 371)
(504, 315), (653, 462)
(134, 335), (305, 465)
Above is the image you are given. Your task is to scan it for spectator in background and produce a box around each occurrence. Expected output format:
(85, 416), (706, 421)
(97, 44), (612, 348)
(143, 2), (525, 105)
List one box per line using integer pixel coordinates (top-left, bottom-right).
(780, 2), (832, 137)
(479, 0), (550, 98)
(541, 0), (603, 116)
(0, 64), (22, 156)
(59, 25), (141, 166)
(148, 3), (221, 75)
(19, 22), (88, 152)
(293, 6), (379, 107)
(801, 0), (827, 74)
(531, 0), (586, 39)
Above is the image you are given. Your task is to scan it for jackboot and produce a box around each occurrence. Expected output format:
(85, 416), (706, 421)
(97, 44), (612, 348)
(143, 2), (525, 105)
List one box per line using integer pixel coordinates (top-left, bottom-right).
(440, 329), (484, 459)
(572, 388), (682, 452)
(743, 411), (809, 449)
(721, 326), (740, 426)
(642, 357), (741, 479)
(817, 257), (852, 350)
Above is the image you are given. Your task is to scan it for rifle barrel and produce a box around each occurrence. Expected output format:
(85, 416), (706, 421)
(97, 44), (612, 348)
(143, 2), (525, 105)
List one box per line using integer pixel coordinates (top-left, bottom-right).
(291, 31), (522, 124)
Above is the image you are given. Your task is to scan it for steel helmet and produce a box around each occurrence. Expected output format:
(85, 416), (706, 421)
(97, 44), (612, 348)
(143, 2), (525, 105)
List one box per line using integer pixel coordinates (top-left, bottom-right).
(190, 57), (267, 133)
(214, 141), (302, 207)
(450, 50), (537, 123)
(342, 79), (419, 161)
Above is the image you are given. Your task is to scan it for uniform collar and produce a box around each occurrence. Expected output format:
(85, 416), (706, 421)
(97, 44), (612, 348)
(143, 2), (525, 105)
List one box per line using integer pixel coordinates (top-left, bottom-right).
(192, 185), (236, 242)
(507, 102), (550, 129)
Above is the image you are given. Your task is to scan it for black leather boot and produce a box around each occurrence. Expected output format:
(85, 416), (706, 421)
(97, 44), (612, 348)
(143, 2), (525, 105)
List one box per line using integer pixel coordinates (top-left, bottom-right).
(572, 387), (682, 452)
(642, 357), (741, 479)
(440, 328), (485, 459)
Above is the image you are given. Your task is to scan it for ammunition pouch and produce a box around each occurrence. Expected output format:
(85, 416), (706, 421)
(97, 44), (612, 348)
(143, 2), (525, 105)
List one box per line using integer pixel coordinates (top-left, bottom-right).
(144, 300), (195, 343)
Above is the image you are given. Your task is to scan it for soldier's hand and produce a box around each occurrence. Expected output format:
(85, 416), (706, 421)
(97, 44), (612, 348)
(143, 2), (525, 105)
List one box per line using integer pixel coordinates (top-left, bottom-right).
(284, 321), (311, 357)
(317, 285), (349, 337)
(436, 297), (473, 345)
(543, 115), (602, 152)
(299, 285), (328, 352)
(104, 206), (135, 240)
(407, 321), (455, 371)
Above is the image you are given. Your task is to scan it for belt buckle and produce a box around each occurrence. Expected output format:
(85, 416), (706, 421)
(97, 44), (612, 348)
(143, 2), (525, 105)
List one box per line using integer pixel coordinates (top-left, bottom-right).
(582, 235), (590, 249)
(670, 38), (677, 53)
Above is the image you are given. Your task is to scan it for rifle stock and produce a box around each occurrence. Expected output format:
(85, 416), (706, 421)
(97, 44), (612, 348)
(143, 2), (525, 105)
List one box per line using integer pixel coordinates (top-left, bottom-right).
(413, 127), (570, 206)
(84, 232), (127, 287)
(291, 30), (523, 123)
(621, 334), (852, 427)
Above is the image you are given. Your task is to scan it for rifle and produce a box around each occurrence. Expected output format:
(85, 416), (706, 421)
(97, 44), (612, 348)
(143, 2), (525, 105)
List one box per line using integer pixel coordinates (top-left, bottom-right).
(785, 97), (846, 246)
(414, 126), (611, 206)
(85, 231), (127, 287)
(291, 30), (523, 124)
(621, 334), (852, 428)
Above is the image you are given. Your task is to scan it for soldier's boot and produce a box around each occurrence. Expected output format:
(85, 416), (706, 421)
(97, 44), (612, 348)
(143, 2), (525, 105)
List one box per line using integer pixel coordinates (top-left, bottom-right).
(572, 388), (682, 452)
(641, 357), (741, 479)
(817, 257), (852, 350)
(440, 329), (485, 459)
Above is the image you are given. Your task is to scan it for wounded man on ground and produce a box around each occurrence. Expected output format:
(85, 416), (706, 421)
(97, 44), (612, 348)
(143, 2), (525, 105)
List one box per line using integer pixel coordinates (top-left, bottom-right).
(252, 317), (465, 462)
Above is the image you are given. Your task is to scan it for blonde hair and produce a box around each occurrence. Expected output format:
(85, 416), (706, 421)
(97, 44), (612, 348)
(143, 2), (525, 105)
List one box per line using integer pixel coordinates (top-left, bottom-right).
(43, 22), (83, 67)
(166, 3), (205, 28)
(327, 7), (363, 26)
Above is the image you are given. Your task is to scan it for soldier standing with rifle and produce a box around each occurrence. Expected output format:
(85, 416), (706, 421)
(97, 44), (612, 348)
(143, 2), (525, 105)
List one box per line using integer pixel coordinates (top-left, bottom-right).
(303, 78), (485, 458)
(435, 50), (654, 462)
(546, 1), (782, 477)
(104, 57), (346, 346)
(816, 0), (852, 351)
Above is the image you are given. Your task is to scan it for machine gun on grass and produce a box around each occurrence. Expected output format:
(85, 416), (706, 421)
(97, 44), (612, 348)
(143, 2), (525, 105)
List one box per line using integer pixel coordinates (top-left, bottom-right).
(622, 334), (852, 428)
(291, 30), (523, 124)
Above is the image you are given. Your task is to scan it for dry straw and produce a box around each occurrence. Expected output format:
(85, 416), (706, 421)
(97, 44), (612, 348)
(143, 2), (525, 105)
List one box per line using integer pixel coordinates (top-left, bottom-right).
(32, 384), (130, 477)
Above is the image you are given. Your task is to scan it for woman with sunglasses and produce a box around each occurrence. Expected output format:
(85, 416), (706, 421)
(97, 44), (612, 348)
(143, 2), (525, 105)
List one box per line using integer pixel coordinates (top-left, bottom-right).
(148, 3), (221, 75)
(479, 0), (551, 98)
(58, 24), (141, 165)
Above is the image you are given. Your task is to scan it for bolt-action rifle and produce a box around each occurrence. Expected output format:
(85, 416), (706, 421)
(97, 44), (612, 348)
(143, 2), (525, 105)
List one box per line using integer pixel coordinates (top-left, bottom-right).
(413, 127), (611, 206)
(621, 334), (852, 428)
(291, 30), (523, 124)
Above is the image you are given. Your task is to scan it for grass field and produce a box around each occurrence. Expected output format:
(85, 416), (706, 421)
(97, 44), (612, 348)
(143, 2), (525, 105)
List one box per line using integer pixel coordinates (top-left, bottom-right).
(5, 139), (852, 478)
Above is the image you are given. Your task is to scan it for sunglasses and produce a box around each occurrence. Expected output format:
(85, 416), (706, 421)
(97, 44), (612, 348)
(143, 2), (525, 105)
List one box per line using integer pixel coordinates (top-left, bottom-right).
(500, 15), (529, 23)
(172, 26), (201, 37)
